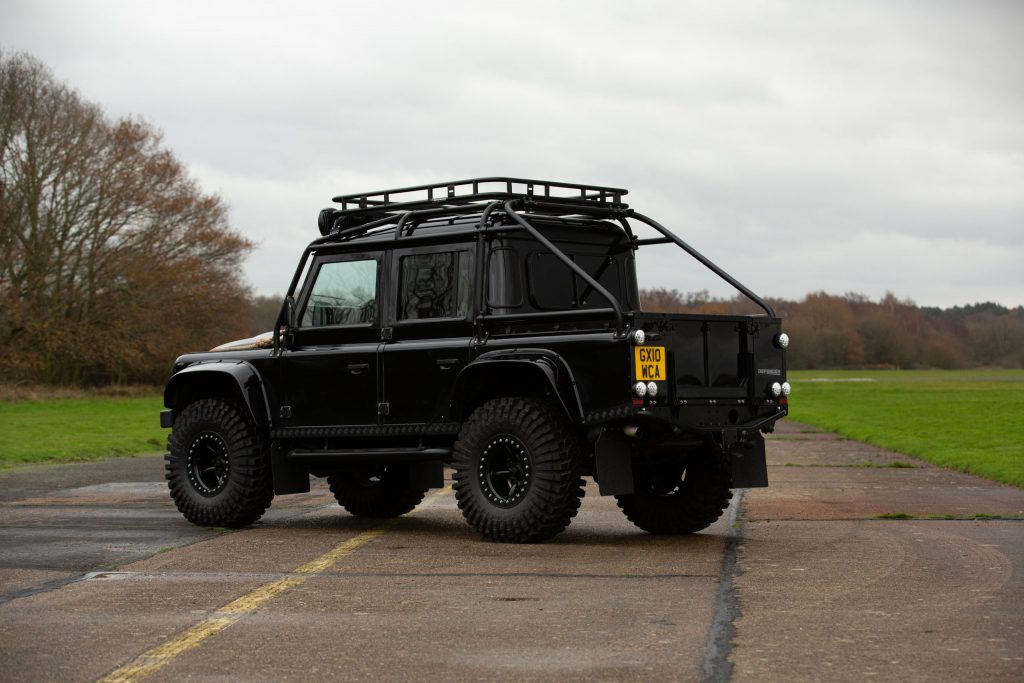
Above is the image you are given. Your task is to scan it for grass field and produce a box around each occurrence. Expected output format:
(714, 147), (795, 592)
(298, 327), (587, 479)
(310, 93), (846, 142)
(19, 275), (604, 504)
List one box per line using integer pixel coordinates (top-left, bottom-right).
(787, 369), (1024, 488)
(0, 394), (165, 468)
(2, 372), (1023, 488)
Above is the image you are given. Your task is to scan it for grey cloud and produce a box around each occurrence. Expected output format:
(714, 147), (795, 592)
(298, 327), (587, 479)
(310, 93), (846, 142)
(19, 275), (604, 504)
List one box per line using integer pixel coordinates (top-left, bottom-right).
(2, 0), (1021, 306)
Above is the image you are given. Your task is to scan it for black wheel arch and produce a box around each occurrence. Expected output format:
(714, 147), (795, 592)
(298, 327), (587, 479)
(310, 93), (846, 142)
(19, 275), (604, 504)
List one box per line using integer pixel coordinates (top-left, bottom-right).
(164, 361), (273, 429)
(165, 397), (275, 527)
(450, 349), (584, 423)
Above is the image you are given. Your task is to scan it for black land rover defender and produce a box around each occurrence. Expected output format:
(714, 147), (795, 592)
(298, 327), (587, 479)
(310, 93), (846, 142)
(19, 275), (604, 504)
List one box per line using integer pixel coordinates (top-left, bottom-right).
(161, 178), (789, 543)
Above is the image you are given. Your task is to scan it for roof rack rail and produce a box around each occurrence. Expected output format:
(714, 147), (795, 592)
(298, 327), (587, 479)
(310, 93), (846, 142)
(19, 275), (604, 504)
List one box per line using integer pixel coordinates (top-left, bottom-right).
(329, 177), (628, 223)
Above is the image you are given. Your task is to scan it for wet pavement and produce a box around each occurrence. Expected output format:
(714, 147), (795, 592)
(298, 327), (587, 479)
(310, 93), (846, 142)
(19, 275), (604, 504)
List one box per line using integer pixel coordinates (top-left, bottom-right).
(732, 422), (1024, 682)
(0, 423), (1021, 681)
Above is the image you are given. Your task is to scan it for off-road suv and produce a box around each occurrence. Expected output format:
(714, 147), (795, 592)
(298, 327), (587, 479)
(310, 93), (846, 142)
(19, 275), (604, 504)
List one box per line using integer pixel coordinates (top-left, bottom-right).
(161, 178), (789, 542)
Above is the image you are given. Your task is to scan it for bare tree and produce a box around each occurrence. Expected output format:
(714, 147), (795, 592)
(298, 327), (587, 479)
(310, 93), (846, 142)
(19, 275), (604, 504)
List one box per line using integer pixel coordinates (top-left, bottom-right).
(1, 51), (254, 384)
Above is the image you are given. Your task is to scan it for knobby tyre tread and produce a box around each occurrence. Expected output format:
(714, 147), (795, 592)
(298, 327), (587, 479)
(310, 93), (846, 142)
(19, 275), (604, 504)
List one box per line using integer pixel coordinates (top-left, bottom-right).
(326, 468), (427, 518)
(615, 455), (732, 534)
(453, 397), (584, 543)
(165, 398), (273, 528)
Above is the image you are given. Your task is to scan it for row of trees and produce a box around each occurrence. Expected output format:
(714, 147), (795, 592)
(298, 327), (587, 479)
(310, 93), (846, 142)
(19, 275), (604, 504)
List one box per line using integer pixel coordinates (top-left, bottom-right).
(641, 289), (1024, 370)
(1, 52), (255, 384)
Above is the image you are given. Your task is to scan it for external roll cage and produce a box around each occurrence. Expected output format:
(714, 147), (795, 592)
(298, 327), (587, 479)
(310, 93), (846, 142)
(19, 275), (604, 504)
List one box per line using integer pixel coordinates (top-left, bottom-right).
(273, 178), (775, 352)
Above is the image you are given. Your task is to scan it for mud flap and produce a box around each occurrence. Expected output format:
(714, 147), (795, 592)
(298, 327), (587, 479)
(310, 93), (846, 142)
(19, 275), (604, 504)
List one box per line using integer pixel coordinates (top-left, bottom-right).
(407, 460), (445, 489)
(726, 434), (769, 488)
(595, 432), (634, 495)
(271, 443), (311, 495)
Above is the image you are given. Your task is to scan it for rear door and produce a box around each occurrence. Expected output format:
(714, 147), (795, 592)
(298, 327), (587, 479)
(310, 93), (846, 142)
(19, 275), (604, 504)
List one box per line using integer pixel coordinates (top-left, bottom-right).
(637, 314), (779, 402)
(380, 244), (475, 425)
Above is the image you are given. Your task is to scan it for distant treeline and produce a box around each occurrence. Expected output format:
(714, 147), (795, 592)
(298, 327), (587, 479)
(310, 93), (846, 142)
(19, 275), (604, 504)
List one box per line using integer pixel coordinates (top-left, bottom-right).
(641, 289), (1024, 370)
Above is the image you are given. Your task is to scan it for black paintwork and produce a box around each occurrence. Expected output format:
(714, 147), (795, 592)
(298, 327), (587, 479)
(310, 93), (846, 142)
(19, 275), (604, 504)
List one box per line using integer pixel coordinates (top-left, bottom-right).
(163, 178), (788, 494)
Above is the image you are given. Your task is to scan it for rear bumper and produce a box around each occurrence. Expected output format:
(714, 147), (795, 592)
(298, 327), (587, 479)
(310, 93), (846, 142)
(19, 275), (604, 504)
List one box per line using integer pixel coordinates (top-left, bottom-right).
(585, 400), (788, 436)
(586, 399), (783, 489)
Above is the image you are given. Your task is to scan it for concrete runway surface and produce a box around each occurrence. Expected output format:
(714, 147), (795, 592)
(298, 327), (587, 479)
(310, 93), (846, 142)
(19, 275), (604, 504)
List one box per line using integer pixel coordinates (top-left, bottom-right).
(0, 421), (1021, 682)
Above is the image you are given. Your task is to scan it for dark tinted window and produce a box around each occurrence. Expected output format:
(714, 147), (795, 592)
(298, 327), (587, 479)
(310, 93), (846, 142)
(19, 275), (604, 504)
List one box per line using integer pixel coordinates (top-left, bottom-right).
(526, 251), (623, 311)
(527, 253), (574, 309)
(575, 254), (622, 308)
(398, 251), (470, 320)
(486, 247), (524, 309)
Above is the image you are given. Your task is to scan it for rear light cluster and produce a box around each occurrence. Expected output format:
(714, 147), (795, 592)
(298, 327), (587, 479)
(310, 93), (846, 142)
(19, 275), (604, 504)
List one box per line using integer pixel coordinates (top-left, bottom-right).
(634, 381), (658, 398)
(770, 333), (791, 398)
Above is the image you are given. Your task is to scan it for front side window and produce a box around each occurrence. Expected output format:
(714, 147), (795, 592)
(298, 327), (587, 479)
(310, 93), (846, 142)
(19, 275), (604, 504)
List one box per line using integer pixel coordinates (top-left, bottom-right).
(301, 258), (378, 327)
(397, 251), (470, 321)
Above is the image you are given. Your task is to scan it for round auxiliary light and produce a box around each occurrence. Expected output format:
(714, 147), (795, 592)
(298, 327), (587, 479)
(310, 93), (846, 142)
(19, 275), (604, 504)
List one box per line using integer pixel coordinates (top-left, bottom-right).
(646, 381), (659, 397)
(781, 381), (792, 397)
(775, 333), (790, 349)
(633, 329), (646, 345)
(769, 382), (782, 397)
(634, 381), (648, 398)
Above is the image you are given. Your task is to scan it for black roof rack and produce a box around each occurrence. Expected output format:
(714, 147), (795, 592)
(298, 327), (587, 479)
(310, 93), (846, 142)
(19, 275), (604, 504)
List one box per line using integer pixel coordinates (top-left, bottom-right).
(329, 177), (628, 222)
(288, 176), (774, 350)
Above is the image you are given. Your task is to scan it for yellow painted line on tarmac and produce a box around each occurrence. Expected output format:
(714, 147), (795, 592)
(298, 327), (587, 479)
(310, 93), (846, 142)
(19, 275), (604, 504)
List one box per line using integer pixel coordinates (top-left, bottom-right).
(98, 488), (450, 683)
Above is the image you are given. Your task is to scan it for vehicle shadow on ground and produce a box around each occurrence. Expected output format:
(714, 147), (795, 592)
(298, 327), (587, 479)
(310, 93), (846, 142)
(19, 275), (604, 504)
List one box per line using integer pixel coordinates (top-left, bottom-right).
(246, 511), (727, 550)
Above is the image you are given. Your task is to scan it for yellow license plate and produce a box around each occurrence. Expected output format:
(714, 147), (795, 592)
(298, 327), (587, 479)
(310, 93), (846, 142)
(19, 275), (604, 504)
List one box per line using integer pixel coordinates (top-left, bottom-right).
(634, 346), (666, 381)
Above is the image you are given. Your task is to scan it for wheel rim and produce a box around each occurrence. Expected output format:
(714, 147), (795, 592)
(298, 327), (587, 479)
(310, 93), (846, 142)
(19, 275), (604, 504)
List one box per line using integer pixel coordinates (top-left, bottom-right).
(642, 461), (688, 497)
(355, 469), (384, 489)
(187, 431), (231, 496)
(479, 434), (531, 508)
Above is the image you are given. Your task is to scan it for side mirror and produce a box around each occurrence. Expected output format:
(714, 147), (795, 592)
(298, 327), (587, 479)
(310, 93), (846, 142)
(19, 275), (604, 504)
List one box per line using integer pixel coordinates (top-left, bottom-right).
(285, 295), (297, 330)
(275, 296), (297, 352)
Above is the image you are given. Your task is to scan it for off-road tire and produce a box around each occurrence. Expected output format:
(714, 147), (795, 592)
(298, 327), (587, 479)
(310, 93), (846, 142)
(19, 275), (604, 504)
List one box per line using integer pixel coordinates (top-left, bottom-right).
(453, 397), (584, 543)
(615, 454), (732, 534)
(166, 398), (274, 528)
(326, 467), (427, 517)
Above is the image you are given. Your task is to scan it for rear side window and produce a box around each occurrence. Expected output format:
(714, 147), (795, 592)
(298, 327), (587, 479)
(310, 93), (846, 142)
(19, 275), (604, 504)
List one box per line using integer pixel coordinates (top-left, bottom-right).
(486, 247), (525, 309)
(397, 251), (471, 321)
(301, 258), (378, 327)
(526, 252), (623, 311)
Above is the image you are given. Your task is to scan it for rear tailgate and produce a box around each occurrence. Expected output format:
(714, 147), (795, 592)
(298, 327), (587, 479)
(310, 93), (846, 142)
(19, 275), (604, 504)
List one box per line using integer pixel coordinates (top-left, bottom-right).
(635, 313), (787, 405)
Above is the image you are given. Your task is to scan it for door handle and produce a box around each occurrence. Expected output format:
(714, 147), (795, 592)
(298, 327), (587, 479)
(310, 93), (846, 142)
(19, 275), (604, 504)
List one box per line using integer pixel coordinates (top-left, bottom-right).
(436, 358), (460, 370)
(347, 363), (370, 374)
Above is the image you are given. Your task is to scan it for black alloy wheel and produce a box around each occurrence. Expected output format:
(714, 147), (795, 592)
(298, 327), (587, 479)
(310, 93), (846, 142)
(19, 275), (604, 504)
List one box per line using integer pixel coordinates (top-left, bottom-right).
(478, 434), (532, 507)
(186, 432), (231, 496)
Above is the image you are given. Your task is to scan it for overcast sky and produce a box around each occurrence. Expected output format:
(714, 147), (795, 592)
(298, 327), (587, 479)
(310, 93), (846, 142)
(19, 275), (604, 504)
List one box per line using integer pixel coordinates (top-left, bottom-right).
(2, 0), (1022, 307)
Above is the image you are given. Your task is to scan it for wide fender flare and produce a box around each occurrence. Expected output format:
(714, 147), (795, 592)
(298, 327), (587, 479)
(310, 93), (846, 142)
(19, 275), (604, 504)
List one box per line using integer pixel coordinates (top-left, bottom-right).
(164, 361), (272, 427)
(452, 349), (585, 423)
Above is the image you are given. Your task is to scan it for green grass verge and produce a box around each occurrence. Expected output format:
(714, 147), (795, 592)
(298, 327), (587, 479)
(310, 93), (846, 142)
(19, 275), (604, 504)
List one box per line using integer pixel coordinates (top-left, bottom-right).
(783, 461), (919, 468)
(0, 395), (165, 468)
(788, 370), (1024, 488)
(875, 512), (1023, 520)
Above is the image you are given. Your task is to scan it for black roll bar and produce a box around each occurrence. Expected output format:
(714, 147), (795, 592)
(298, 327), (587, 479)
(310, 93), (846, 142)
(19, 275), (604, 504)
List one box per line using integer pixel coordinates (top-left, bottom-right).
(502, 200), (625, 335)
(474, 201), (504, 325)
(481, 307), (619, 325)
(626, 211), (776, 318)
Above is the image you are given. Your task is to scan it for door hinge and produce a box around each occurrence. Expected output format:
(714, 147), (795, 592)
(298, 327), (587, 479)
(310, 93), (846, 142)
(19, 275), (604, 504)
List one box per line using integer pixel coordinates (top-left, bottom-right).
(377, 402), (390, 416)
(381, 327), (393, 340)
(279, 405), (292, 419)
